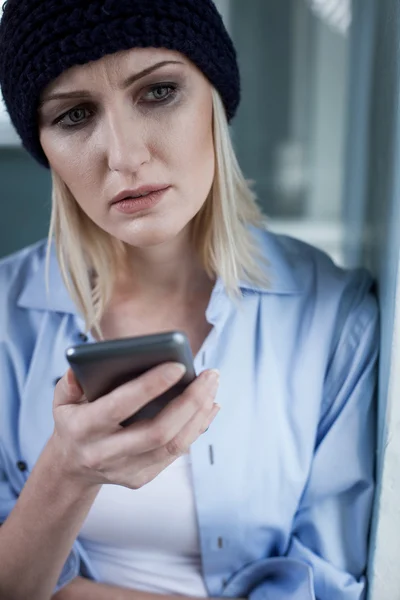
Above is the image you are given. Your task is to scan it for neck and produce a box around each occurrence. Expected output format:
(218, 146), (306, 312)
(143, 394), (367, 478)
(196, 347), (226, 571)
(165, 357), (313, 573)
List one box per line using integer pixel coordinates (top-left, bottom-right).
(116, 228), (213, 300)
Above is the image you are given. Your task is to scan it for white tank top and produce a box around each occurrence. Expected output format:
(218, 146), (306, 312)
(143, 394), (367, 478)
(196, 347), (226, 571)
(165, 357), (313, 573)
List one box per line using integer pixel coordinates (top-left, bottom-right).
(78, 453), (208, 596)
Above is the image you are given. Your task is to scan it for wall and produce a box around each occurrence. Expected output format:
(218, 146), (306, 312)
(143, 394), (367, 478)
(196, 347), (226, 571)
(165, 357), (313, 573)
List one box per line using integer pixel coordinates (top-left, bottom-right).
(307, 17), (349, 219)
(343, 0), (400, 597)
(230, 0), (293, 217)
(0, 149), (50, 258)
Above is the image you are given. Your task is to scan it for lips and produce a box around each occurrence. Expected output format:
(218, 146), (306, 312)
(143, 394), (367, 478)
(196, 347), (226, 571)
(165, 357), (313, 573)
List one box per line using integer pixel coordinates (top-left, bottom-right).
(110, 186), (171, 215)
(125, 191), (152, 200)
(111, 185), (170, 206)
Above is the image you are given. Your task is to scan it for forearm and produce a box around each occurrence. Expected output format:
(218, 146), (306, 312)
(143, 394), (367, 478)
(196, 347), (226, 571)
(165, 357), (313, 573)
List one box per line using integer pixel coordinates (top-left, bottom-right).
(52, 576), (246, 600)
(53, 576), (141, 600)
(53, 577), (196, 600)
(0, 435), (101, 600)
(52, 576), (235, 600)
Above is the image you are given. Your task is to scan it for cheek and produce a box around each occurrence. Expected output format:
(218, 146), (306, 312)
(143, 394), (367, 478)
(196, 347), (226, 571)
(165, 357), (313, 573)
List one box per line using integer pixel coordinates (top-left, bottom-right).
(40, 133), (80, 175)
(40, 132), (100, 208)
(162, 99), (215, 209)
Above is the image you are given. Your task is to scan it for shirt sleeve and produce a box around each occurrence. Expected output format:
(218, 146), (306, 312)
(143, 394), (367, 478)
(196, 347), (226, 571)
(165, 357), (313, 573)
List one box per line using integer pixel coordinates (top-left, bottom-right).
(0, 444), (89, 593)
(0, 350), (83, 594)
(224, 278), (378, 600)
(0, 446), (18, 525)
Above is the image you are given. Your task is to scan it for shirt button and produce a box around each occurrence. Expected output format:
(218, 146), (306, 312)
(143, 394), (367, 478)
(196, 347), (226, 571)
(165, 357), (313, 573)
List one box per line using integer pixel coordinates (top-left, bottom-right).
(17, 461), (28, 472)
(78, 333), (89, 342)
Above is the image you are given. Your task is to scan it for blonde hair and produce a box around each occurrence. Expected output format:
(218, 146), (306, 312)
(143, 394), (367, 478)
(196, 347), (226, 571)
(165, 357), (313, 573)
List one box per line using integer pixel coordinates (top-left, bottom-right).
(47, 88), (268, 335)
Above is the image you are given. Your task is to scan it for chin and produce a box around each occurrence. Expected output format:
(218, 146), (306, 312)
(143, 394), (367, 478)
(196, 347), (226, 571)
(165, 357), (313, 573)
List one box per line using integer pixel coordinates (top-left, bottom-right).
(116, 219), (189, 248)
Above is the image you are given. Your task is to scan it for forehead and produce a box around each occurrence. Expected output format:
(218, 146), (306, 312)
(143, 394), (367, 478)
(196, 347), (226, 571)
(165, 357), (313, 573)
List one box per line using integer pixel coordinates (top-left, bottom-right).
(42, 47), (189, 93)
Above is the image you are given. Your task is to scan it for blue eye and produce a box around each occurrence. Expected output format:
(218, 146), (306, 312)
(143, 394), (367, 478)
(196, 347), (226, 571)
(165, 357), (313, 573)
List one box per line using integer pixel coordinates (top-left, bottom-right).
(144, 84), (177, 103)
(67, 108), (87, 123)
(53, 83), (178, 131)
(56, 106), (93, 128)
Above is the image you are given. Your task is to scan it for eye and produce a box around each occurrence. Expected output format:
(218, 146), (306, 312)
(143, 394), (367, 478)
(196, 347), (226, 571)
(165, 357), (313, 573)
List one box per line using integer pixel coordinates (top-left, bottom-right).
(56, 106), (93, 128)
(144, 84), (177, 103)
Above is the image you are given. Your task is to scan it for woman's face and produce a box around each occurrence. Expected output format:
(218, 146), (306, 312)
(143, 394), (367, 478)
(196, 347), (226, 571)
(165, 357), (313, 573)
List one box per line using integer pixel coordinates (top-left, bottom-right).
(39, 48), (215, 248)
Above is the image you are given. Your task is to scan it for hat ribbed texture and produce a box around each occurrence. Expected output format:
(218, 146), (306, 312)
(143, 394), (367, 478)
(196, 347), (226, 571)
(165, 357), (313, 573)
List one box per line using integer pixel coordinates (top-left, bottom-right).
(0, 0), (240, 167)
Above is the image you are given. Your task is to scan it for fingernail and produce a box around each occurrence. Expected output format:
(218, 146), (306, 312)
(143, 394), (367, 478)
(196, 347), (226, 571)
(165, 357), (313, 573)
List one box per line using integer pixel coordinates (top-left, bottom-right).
(165, 363), (187, 382)
(211, 403), (221, 418)
(66, 370), (74, 386)
(203, 403), (221, 434)
(66, 370), (81, 395)
(206, 369), (220, 393)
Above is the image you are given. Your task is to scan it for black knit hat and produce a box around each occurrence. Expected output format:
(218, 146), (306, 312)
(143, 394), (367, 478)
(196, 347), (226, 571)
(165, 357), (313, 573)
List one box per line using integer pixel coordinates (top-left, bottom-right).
(0, 0), (240, 168)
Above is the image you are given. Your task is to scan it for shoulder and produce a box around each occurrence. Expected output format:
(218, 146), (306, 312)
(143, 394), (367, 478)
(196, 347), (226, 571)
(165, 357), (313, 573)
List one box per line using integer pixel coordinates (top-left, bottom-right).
(253, 228), (379, 414)
(0, 240), (48, 310)
(253, 227), (377, 321)
(250, 227), (378, 365)
(0, 240), (51, 402)
(0, 238), (48, 287)
(0, 241), (46, 349)
(0, 236), (75, 317)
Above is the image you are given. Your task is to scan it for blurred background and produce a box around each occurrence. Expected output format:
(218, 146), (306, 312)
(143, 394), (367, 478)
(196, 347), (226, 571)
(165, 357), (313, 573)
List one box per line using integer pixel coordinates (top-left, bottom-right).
(2, 1), (400, 598)
(219, 0), (351, 265)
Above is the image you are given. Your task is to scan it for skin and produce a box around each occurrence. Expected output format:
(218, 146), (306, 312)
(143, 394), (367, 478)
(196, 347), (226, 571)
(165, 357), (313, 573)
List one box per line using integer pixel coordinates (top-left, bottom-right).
(38, 46), (215, 263)
(39, 46), (217, 353)
(0, 47), (235, 599)
(0, 365), (220, 600)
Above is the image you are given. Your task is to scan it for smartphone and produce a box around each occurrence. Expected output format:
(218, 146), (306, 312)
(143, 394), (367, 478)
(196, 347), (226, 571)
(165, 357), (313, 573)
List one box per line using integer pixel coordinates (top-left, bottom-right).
(65, 331), (196, 426)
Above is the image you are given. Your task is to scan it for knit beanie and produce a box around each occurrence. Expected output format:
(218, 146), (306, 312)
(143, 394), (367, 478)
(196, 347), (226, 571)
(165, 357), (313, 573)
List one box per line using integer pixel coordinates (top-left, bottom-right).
(0, 0), (240, 168)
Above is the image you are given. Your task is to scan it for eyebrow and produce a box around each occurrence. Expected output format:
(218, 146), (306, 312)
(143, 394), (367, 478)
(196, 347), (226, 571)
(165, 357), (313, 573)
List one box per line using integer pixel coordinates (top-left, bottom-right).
(39, 60), (184, 107)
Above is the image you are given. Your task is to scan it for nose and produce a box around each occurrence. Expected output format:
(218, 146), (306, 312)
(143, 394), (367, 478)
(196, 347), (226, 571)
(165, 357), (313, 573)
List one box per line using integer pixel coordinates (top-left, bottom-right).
(105, 110), (151, 174)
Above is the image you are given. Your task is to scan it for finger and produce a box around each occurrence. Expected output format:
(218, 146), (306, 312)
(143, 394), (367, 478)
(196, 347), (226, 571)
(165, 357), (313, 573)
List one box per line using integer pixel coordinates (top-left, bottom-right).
(53, 369), (84, 408)
(90, 369), (219, 465)
(82, 362), (187, 432)
(162, 401), (221, 459)
(109, 369), (220, 455)
(200, 402), (221, 434)
(116, 404), (221, 490)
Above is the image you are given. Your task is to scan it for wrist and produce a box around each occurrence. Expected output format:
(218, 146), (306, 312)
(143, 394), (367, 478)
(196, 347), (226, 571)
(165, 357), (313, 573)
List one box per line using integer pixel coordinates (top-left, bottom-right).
(44, 432), (101, 498)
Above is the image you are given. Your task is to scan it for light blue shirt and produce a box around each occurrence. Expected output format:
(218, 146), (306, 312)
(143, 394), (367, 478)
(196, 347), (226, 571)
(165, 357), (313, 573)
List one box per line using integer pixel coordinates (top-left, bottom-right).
(0, 228), (378, 599)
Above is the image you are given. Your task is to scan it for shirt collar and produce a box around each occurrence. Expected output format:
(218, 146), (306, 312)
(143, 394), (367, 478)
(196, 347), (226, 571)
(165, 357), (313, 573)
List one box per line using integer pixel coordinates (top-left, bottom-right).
(236, 226), (303, 295)
(17, 242), (77, 314)
(16, 230), (303, 314)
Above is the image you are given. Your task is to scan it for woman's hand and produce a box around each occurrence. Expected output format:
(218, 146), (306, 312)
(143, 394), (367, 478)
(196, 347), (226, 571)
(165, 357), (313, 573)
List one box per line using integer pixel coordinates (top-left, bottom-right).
(51, 363), (220, 490)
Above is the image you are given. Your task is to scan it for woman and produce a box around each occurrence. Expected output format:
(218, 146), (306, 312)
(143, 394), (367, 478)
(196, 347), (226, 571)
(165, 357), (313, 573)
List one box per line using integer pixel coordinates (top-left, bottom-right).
(0, 1), (378, 599)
